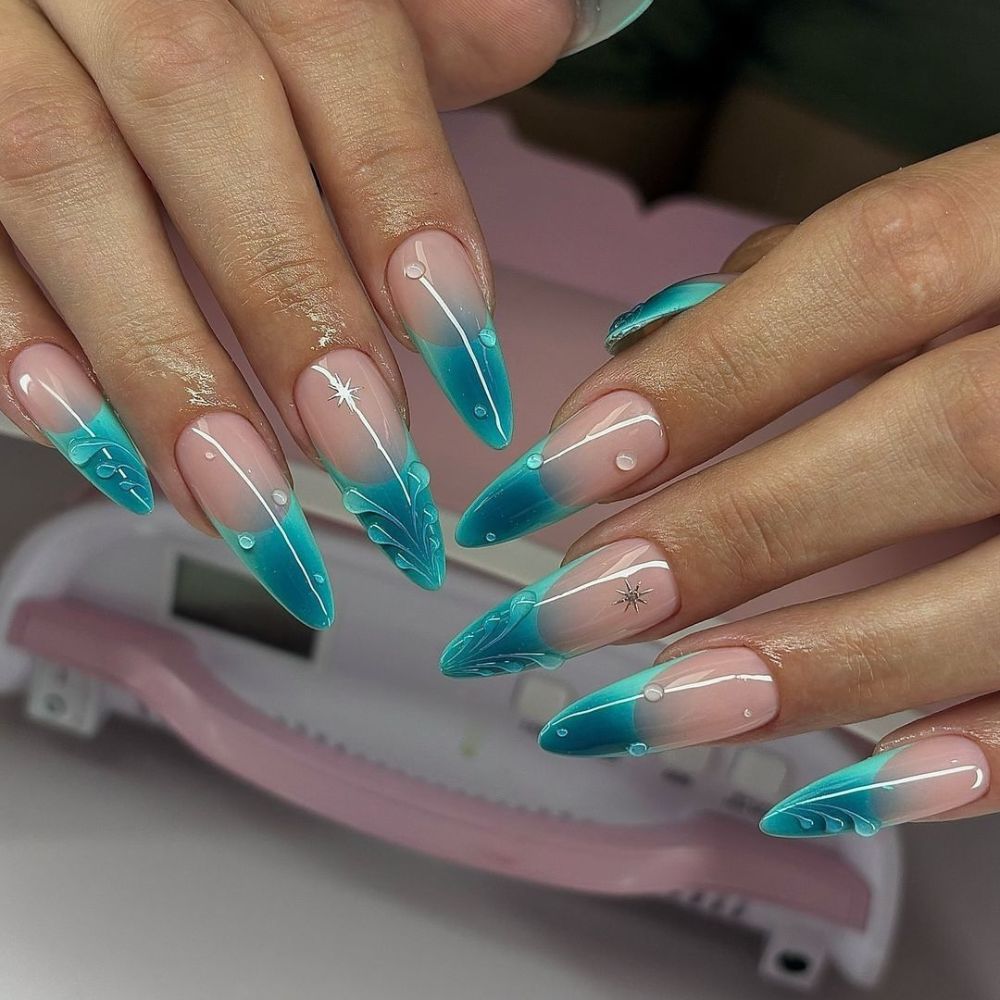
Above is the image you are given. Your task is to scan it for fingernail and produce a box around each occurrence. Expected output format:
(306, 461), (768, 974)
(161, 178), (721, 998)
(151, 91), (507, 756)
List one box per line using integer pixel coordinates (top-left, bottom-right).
(564, 0), (655, 55)
(455, 390), (665, 547)
(606, 273), (736, 355)
(295, 349), (445, 591)
(442, 538), (677, 677)
(387, 230), (513, 450)
(538, 648), (777, 757)
(760, 735), (989, 839)
(176, 412), (333, 629)
(9, 343), (154, 515)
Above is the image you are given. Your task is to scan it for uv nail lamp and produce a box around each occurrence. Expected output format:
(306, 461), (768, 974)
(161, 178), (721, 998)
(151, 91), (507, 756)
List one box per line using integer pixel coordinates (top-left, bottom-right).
(0, 490), (901, 993)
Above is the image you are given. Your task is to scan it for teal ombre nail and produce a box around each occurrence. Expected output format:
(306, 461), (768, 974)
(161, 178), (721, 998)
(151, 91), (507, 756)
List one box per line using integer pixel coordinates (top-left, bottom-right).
(388, 230), (513, 450)
(455, 390), (667, 548)
(442, 539), (677, 678)
(10, 343), (153, 516)
(296, 350), (444, 591)
(760, 736), (989, 839)
(176, 412), (334, 631)
(538, 648), (776, 757)
(564, 0), (656, 55)
(605, 273), (735, 355)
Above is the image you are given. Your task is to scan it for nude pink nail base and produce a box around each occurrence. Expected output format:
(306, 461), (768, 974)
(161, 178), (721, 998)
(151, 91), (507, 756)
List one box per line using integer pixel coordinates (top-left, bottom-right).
(176, 412), (333, 630)
(441, 539), (678, 677)
(9, 343), (153, 515)
(538, 647), (777, 757)
(760, 735), (990, 839)
(295, 350), (444, 590)
(455, 390), (666, 547)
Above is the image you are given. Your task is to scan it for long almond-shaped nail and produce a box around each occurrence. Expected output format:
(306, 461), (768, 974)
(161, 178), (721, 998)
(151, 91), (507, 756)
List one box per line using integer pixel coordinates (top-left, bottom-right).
(605, 273), (736, 355)
(387, 230), (513, 450)
(176, 412), (333, 629)
(538, 648), (777, 757)
(295, 349), (445, 591)
(10, 343), (153, 515)
(441, 539), (677, 677)
(455, 391), (665, 547)
(760, 735), (989, 839)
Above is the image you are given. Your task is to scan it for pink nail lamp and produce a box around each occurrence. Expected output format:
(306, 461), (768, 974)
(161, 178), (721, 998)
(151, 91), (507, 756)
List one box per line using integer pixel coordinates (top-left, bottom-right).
(6, 109), (990, 992)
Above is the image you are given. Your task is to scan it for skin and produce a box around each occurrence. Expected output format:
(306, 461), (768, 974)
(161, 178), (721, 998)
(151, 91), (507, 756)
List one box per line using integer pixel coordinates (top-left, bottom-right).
(0, 0), (575, 531)
(529, 133), (1000, 825)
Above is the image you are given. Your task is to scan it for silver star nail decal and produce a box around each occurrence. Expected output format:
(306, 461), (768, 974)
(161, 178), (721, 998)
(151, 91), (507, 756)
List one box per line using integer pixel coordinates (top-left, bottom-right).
(328, 374), (362, 409)
(614, 579), (652, 614)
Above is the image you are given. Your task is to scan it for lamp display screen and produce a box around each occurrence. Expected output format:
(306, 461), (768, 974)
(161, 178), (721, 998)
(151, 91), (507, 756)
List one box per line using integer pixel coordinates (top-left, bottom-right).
(172, 556), (316, 659)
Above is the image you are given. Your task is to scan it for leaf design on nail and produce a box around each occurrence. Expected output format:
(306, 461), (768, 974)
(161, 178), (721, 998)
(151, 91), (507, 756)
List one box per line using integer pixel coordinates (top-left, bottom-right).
(67, 436), (152, 509)
(772, 801), (882, 838)
(342, 460), (443, 590)
(440, 588), (562, 677)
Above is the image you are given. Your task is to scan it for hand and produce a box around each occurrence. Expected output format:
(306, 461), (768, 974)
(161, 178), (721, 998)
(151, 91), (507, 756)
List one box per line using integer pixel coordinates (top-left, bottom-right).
(0, 0), (633, 626)
(442, 134), (1000, 839)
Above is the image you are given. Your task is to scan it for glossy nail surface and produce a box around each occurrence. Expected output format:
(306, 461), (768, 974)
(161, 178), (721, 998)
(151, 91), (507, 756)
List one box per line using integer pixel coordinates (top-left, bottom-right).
(564, 0), (655, 55)
(455, 391), (665, 547)
(176, 412), (333, 629)
(387, 230), (512, 450)
(538, 648), (776, 757)
(760, 735), (989, 839)
(295, 349), (444, 590)
(606, 273), (735, 355)
(442, 539), (677, 677)
(10, 343), (153, 515)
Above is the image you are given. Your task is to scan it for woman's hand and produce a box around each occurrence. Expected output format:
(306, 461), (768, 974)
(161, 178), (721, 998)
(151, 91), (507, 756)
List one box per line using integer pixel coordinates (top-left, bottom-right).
(442, 134), (1000, 839)
(0, 0), (620, 626)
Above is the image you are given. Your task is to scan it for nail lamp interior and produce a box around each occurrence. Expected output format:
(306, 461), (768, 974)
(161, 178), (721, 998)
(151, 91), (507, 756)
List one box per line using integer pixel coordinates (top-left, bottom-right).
(0, 498), (901, 993)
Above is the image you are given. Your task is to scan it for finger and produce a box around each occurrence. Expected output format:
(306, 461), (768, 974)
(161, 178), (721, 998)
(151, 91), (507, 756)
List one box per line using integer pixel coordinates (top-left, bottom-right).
(47, 0), (444, 586)
(533, 534), (1000, 768)
(0, 2), (332, 627)
(720, 223), (798, 272)
(460, 136), (1000, 542)
(444, 328), (1000, 673)
(234, 0), (513, 448)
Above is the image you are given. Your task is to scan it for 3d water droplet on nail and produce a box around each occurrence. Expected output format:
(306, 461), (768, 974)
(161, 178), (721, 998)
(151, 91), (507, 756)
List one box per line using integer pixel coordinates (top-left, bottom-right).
(743, 708), (753, 718)
(478, 329), (497, 348)
(485, 532), (497, 543)
(627, 742), (649, 757)
(313, 573), (325, 584)
(404, 262), (426, 279)
(643, 683), (664, 702)
(525, 454), (543, 470)
(473, 404), (488, 419)
(204, 451), (216, 461)
(615, 451), (637, 471)
(271, 488), (288, 507)
(238, 534), (255, 550)
(556, 728), (568, 738)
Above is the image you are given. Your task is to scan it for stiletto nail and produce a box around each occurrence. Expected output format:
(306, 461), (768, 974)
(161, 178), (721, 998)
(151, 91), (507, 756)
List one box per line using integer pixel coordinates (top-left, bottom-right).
(442, 538), (677, 677)
(10, 343), (153, 515)
(760, 735), (989, 839)
(295, 349), (444, 590)
(538, 648), (776, 757)
(455, 390), (665, 547)
(176, 412), (333, 629)
(605, 273), (736, 355)
(387, 230), (512, 450)
(564, 0), (656, 55)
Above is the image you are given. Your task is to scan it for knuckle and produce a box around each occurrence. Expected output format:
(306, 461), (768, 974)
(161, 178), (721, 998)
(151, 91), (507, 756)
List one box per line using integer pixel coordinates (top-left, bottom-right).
(706, 480), (806, 589)
(0, 82), (115, 187)
(837, 176), (973, 324)
(926, 339), (1000, 502)
(228, 229), (336, 314)
(254, 0), (388, 48)
(111, 1), (253, 104)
